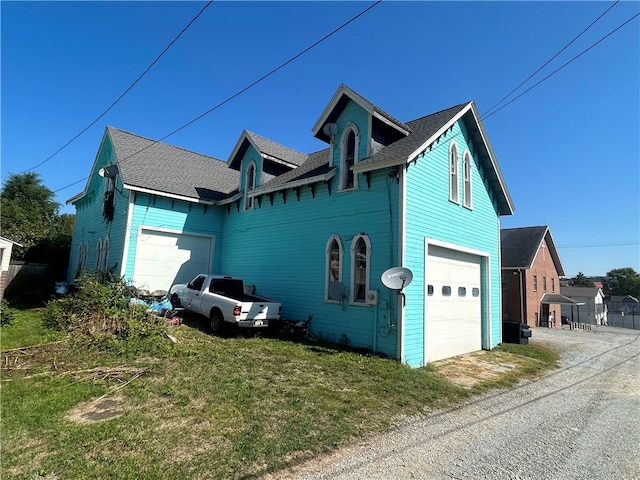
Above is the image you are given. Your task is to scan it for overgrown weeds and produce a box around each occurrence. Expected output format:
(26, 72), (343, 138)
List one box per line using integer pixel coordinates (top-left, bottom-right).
(43, 272), (169, 355)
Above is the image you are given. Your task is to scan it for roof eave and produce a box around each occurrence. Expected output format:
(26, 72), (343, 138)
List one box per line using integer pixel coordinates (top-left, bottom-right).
(124, 184), (217, 205)
(250, 169), (337, 197)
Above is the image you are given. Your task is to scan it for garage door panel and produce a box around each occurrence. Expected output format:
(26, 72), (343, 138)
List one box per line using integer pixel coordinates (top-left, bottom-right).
(425, 244), (482, 363)
(133, 230), (213, 292)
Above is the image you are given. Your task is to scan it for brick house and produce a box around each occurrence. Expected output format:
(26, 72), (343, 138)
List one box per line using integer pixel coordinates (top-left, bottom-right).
(501, 226), (574, 328)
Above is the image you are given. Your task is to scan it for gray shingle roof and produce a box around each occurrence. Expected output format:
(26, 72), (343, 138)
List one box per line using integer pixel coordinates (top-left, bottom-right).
(246, 131), (307, 167)
(251, 149), (331, 194)
(357, 103), (469, 167)
(501, 226), (549, 269)
(500, 226), (565, 276)
(107, 127), (239, 202)
(560, 286), (601, 298)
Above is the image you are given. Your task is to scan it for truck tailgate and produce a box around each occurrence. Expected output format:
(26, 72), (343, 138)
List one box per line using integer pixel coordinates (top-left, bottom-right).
(242, 302), (280, 320)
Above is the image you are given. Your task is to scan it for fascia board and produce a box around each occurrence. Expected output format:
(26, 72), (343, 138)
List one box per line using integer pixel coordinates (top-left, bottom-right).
(467, 103), (515, 215)
(372, 111), (411, 136)
(248, 169), (336, 197)
(352, 157), (405, 174)
(227, 130), (254, 166)
(123, 184), (216, 205)
(406, 103), (472, 163)
(215, 192), (243, 206)
(312, 85), (374, 136)
(261, 152), (300, 169)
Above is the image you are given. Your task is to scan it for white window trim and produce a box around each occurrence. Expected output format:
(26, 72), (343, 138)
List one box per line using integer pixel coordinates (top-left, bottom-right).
(349, 233), (375, 305)
(77, 241), (89, 272)
(101, 237), (110, 272)
(244, 160), (257, 211)
(324, 234), (344, 303)
(95, 238), (103, 269)
(463, 150), (473, 209)
(449, 141), (459, 203)
(339, 123), (360, 191)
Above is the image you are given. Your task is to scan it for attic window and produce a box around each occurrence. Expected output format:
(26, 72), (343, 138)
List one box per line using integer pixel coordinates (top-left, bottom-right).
(340, 125), (359, 191)
(244, 162), (257, 210)
(463, 151), (472, 209)
(449, 141), (459, 203)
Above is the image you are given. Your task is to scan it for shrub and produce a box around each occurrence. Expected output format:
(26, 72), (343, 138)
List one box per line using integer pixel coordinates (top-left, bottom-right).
(0, 299), (16, 327)
(44, 272), (169, 354)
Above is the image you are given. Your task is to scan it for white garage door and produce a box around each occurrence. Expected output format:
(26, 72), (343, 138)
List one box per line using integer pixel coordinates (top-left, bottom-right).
(425, 244), (482, 363)
(132, 229), (213, 292)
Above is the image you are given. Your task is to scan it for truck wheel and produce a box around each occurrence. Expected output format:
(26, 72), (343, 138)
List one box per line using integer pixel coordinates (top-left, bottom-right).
(170, 293), (182, 309)
(210, 310), (223, 333)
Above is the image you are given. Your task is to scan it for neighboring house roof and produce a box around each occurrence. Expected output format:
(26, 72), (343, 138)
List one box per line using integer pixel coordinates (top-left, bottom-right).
(561, 286), (602, 299)
(501, 226), (565, 276)
(608, 295), (639, 303)
(69, 127), (240, 204)
(592, 281), (604, 289)
(540, 293), (583, 305)
(228, 130), (307, 170)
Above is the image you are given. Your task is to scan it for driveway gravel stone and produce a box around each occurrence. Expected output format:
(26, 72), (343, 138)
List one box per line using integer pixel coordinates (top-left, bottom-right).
(269, 326), (640, 480)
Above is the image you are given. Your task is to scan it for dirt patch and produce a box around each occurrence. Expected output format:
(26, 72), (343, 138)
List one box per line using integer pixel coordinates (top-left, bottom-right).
(432, 350), (518, 388)
(65, 395), (127, 424)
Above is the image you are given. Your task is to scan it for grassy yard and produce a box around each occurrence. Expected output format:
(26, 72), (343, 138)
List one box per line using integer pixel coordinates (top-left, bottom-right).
(1, 310), (558, 480)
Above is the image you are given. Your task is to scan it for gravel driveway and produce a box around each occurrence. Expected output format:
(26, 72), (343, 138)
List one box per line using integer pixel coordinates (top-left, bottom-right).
(272, 326), (640, 480)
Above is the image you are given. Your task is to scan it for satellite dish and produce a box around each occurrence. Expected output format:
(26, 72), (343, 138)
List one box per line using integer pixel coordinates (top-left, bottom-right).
(328, 281), (347, 301)
(323, 123), (338, 137)
(381, 267), (413, 290)
(98, 165), (119, 178)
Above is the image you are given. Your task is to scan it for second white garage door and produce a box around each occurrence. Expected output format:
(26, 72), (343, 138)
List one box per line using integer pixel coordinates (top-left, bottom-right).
(424, 244), (482, 363)
(132, 229), (213, 292)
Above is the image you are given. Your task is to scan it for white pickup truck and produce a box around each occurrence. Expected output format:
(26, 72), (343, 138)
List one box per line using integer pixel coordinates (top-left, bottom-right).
(169, 274), (282, 332)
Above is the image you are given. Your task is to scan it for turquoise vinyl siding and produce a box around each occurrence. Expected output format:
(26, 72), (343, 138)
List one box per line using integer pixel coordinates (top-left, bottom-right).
(223, 169), (399, 358)
(403, 120), (502, 367)
(67, 135), (128, 282)
(124, 193), (225, 283)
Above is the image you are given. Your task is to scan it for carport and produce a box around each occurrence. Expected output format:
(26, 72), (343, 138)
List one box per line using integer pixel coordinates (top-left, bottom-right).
(540, 294), (584, 325)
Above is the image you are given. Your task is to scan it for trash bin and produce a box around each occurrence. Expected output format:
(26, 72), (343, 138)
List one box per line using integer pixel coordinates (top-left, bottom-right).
(502, 321), (532, 345)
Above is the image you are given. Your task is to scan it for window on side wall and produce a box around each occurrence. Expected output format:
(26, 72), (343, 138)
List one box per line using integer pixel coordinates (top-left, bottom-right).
(463, 150), (472, 208)
(449, 141), (459, 203)
(552, 277), (555, 293)
(350, 233), (372, 304)
(100, 237), (110, 272)
(95, 238), (103, 270)
(325, 234), (344, 302)
(244, 162), (256, 210)
(340, 125), (359, 191)
(533, 275), (538, 292)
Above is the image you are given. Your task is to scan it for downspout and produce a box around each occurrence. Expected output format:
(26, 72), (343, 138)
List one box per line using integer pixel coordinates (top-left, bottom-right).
(519, 268), (525, 324)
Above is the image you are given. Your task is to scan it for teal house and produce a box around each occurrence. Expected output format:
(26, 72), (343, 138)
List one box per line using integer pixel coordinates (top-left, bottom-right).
(67, 85), (514, 366)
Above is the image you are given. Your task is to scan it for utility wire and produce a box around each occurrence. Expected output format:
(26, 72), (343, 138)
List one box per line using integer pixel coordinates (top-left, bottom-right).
(483, 11), (640, 121)
(482, 0), (620, 119)
(17, 1), (213, 176)
(53, 1), (382, 194)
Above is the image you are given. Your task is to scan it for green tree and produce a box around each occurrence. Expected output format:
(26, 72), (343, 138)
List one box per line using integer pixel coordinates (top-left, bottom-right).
(571, 272), (594, 287)
(1, 172), (60, 259)
(604, 268), (640, 299)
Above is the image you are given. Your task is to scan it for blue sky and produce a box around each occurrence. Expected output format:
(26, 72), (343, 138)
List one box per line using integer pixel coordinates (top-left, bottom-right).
(2, 1), (639, 277)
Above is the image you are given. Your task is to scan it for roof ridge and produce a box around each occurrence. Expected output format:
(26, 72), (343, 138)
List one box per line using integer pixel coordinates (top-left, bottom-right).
(405, 102), (471, 125)
(245, 130), (307, 156)
(107, 126), (226, 163)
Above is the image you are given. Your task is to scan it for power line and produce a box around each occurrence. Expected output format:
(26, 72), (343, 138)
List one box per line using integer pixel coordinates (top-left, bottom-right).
(53, 1), (382, 194)
(483, 11), (639, 121)
(53, 4), (637, 196)
(557, 242), (640, 249)
(482, 1), (620, 119)
(17, 1), (213, 176)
